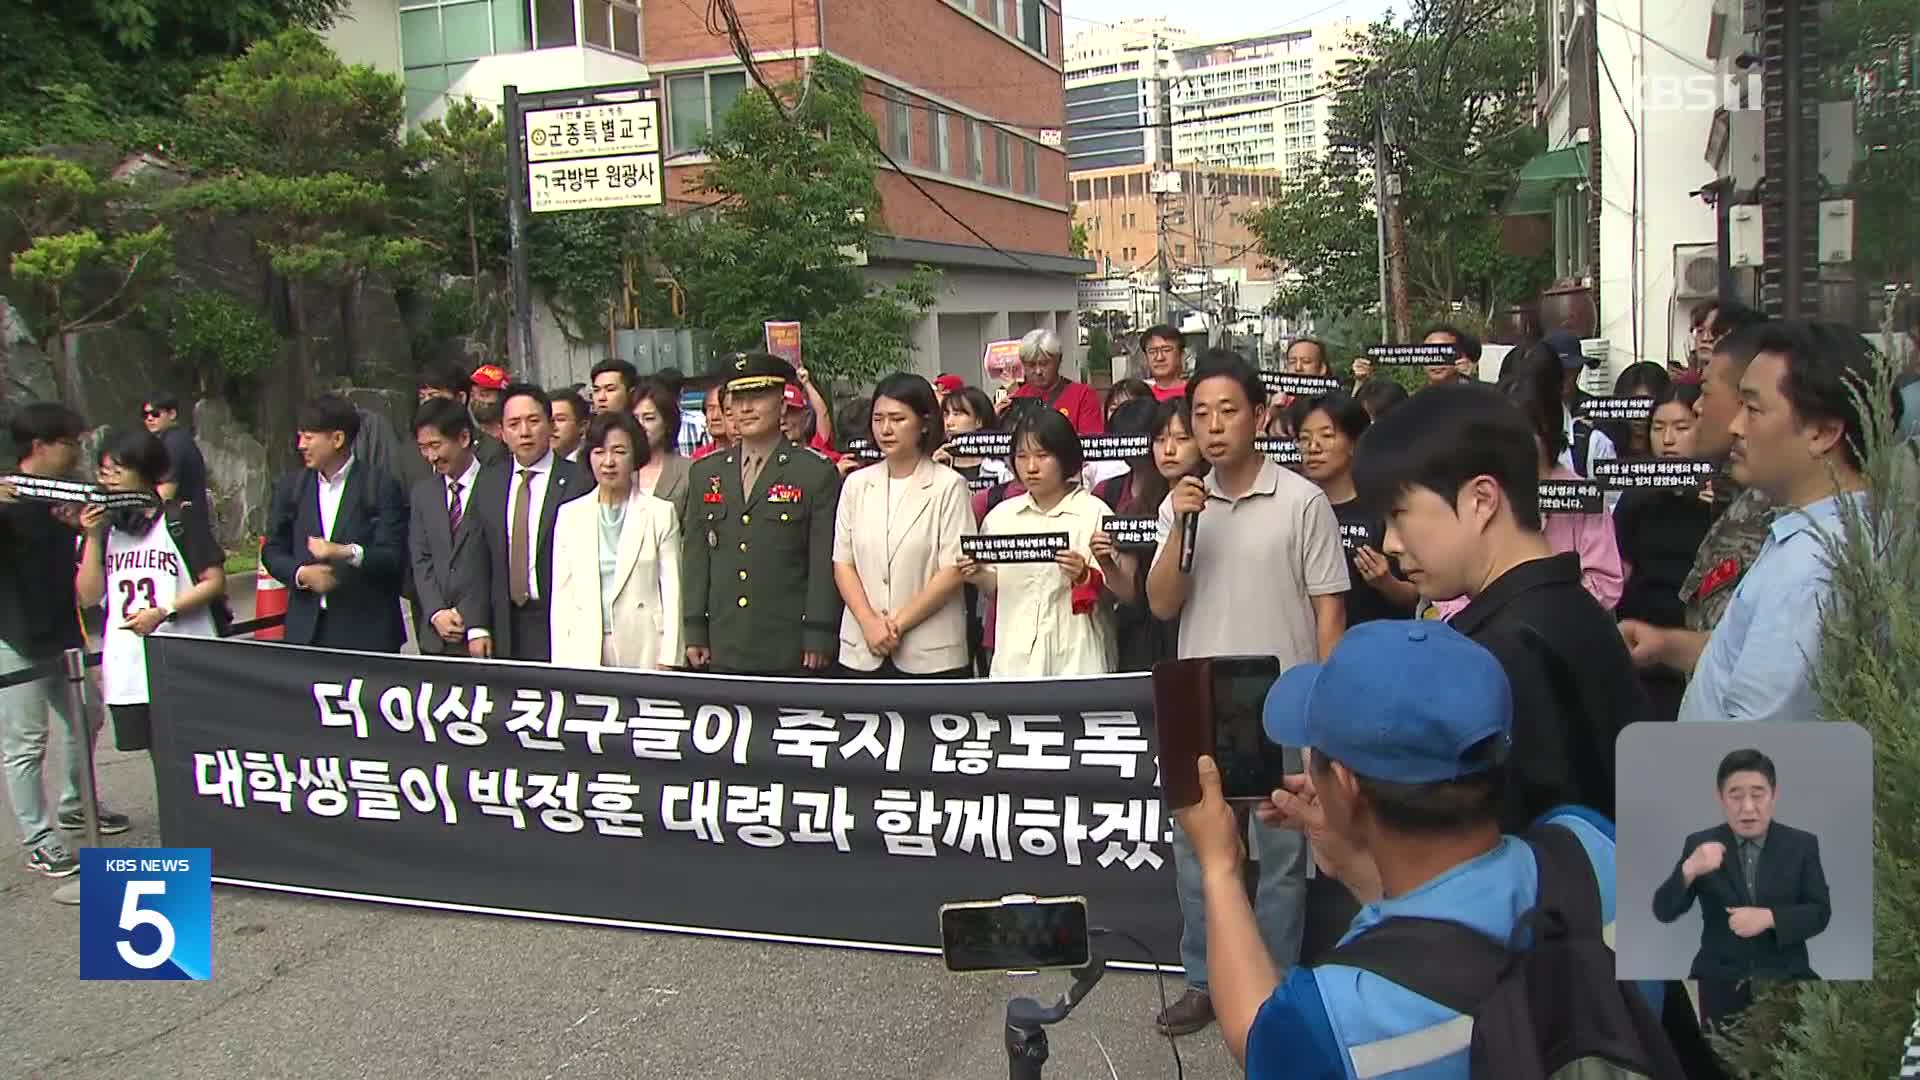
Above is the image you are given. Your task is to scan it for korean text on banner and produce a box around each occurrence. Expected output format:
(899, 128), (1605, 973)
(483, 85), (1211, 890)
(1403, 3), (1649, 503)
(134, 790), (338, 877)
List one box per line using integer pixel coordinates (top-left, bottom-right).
(146, 639), (1180, 962)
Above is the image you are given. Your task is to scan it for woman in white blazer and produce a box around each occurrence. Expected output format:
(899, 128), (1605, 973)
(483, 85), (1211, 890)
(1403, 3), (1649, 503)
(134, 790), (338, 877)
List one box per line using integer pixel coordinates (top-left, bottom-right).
(551, 412), (683, 669)
(832, 373), (974, 677)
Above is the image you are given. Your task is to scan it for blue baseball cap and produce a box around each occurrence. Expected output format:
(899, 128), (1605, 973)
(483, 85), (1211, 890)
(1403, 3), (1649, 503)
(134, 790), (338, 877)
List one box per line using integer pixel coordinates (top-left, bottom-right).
(1542, 331), (1589, 371)
(1262, 620), (1513, 784)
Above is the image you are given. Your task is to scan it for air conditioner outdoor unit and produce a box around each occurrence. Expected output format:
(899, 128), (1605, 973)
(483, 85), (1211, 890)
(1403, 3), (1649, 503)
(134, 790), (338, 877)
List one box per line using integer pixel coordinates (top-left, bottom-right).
(1674, 243), (1719, 300)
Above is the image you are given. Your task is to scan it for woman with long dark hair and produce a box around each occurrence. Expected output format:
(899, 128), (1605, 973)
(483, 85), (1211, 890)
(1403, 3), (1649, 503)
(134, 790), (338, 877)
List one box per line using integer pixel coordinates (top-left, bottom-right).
(1613, 382), (1713, 722)
(1090, 396), (1198, 670)
(632, 380), (691, 518)
(832, 373), (973, 677)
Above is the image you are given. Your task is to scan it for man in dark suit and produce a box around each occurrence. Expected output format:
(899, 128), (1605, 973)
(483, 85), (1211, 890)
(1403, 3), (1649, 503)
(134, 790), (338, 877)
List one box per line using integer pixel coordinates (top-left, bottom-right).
(681, 353), (842, 675)
(264, 395), (410, 652)
(464, 384), (587, 661)
(408, 399), (489, 656)
(416, 363), (507, 467)
(1653, 747), (1830, 1031)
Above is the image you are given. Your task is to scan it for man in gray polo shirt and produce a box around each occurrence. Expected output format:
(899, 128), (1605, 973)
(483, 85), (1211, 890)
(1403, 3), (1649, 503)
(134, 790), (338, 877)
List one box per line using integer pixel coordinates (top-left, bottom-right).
(1146, 350), (1350, 1035)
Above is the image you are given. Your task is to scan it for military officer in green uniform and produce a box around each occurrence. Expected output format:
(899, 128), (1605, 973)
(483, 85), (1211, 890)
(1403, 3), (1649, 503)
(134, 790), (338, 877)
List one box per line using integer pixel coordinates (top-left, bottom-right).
(681, 353), (843, 674)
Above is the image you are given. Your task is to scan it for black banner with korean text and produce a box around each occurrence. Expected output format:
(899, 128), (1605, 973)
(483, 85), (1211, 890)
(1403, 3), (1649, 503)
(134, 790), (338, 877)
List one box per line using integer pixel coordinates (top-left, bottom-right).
(148, 639), (1179, 963)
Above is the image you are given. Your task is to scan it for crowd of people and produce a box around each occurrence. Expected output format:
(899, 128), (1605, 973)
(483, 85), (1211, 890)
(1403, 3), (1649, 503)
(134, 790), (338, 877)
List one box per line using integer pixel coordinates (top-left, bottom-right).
(2, 304), (1911, 1077)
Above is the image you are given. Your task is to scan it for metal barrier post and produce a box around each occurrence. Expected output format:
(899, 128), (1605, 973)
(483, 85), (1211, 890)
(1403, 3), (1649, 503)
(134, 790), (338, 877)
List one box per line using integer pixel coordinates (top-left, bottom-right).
(65, 647), (102, 851)
(50, 647), (97, 907)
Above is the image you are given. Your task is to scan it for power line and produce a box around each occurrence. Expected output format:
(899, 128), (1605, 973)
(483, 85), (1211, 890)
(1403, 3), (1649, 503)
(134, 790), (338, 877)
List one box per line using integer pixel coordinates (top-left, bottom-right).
(861, 86), (1329, 138)
(854, 104), (1040, 271)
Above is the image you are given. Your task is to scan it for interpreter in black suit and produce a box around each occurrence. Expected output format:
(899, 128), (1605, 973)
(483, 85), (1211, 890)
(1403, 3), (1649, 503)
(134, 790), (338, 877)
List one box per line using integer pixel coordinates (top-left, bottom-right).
(1652, 748), (1830, 1031)
(263, 395), (410, 652)
(408, 399), (490, 656)
(464, 383), (587, 661)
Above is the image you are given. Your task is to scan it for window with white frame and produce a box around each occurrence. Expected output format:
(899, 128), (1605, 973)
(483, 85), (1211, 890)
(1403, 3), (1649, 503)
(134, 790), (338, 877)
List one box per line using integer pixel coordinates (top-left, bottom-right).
(967, 119), (984, 181)
(667, 69), (748, 153)
(1023, 140), (1038, 195)
(888, 90), (913, 162)
(1016, 0), (1047, 57)
(581, 0), (642, 57)
(933, 111), (952, 172)
(994, 129), (1012, 187)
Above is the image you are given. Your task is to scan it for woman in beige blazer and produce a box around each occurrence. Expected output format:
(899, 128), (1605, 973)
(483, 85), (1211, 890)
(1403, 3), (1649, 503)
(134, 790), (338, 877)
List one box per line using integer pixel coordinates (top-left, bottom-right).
(832, 373), (974, 677)
(552, 412), (683, 670)
(634, 381), (691, 521)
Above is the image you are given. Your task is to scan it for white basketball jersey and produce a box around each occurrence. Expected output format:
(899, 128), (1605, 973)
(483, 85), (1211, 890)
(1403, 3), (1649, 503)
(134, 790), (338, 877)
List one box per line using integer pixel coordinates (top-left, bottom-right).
(102, 516), (217, 706)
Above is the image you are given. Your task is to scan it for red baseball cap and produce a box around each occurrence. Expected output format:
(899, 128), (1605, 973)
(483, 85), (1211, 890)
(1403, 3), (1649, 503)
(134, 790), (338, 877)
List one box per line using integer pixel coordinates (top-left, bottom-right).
(783, 382), (807, 411)
(470, 364), (509, 390)
(934, 374), (965, 394)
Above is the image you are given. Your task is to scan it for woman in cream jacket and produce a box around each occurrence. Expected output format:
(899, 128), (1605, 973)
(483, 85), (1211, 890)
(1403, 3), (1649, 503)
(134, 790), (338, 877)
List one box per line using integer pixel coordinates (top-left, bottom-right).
(832, 373), (974, 677)
(552, 412), (683, 669)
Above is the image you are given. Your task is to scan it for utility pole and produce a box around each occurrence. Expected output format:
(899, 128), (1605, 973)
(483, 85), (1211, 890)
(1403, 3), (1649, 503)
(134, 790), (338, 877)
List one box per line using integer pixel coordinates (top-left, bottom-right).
(1155, 33), (1174, 328)
(503, 84), (539, 383)
(1370, 81), (1391, 342)
(1378, 93), (1413, 341)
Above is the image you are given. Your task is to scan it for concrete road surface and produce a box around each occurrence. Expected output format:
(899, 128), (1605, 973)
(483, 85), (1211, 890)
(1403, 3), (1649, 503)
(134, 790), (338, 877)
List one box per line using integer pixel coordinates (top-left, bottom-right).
(1, 679), (1240, 1079)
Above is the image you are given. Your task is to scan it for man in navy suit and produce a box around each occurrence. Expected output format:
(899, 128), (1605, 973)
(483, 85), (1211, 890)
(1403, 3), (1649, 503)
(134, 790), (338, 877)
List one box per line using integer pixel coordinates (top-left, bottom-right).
(1653, 747), (1830, 1031)
(462, 384), (587, 661)
(263, 395), (410, 652)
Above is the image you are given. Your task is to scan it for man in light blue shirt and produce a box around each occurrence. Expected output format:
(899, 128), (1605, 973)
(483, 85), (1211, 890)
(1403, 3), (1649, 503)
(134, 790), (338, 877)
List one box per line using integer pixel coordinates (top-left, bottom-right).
(1679, 320), (1892, 723)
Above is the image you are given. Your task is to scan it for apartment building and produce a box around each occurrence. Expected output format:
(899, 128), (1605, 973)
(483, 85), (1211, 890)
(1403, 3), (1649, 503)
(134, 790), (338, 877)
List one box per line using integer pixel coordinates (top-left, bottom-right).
(325, 0), (1092, 387)
(1071, 163), (1279, 281)
(1169, 22), (1359, 182)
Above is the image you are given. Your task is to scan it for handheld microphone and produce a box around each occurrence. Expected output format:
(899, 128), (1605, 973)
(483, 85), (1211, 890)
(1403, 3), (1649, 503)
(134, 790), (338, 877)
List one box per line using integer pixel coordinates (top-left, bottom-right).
(1177, 463), (1209, 573)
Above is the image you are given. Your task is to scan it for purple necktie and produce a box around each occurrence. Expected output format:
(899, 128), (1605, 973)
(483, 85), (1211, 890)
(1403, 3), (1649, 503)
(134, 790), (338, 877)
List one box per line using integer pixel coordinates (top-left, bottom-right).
(447, 479), (463, 536)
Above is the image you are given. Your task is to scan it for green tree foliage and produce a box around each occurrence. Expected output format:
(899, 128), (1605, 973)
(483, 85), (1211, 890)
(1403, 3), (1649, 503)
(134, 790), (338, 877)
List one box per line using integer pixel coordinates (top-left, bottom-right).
(1245, 167), (1381, 317)
(1253, 0), (1551, 325)
(650, 58), (937, 387)
(0, 155), (172, 409)
(410, 97), (508, 282)
(1824, 0), (1918, 296)
(161, 30), (426, 400)
(526, 208), (651, 343)
(0, 1), (346, 153)
(166, 287), (280, 390)
(1069, 205), (1090, 258)
(172, 27), (410, 183)
(1716, 364), (1919, 1076)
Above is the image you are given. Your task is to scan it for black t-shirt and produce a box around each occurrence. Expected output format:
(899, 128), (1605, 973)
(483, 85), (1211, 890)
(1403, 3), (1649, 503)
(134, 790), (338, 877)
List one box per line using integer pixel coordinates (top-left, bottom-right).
(1330, 498), (1415, 627)
(1612, 487), (1714, 629)
(161, 427), (210, 509)
(1449, 553), (1651, 830)
(0, 499), (83, 659)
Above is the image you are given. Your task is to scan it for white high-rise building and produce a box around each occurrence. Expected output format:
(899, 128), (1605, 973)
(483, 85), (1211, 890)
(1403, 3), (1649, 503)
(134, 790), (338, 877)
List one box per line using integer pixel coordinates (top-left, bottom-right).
(1169, 21), (1361, 179)
(1066, 19), (1362, 181)
(1063, 19), (1197, 172)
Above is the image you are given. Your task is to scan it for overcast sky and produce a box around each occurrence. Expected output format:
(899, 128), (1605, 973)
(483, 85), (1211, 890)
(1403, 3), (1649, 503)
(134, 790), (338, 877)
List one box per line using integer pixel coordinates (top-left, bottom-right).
(1060, 0), (1398, 43)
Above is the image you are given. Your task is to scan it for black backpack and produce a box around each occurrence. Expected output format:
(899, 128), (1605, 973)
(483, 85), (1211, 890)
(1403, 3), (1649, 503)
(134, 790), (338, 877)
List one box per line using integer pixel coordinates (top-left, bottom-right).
(1324, 823), (1685, 1080)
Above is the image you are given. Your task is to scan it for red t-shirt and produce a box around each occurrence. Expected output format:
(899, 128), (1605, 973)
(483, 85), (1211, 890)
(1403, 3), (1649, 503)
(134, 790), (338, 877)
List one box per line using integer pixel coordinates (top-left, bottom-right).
(807, 432), (843, 463)
(692, 440), (726, 461)
(1010, 378), (1106, 435)
(1150, 382), (1186, 401)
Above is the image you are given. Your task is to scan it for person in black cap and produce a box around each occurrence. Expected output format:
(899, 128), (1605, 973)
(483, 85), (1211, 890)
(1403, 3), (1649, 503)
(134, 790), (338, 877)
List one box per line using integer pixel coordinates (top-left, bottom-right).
(680, 353), (843, 674)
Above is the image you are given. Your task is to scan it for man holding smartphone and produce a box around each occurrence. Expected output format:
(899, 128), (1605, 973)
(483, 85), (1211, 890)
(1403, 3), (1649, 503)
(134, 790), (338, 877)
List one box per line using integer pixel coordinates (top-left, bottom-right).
(1144, 350), (1349, 1036)
(1175, 619), (1661, 1077)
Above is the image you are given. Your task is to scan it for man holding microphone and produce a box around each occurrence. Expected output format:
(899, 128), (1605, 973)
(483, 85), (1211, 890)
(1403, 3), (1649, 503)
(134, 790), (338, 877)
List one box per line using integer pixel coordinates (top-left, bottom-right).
(1144, 350), (1350, 1036)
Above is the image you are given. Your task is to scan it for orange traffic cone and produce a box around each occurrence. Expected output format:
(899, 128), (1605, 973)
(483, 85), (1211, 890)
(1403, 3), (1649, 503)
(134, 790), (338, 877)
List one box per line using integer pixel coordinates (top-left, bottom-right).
(253, 535), (286, 641)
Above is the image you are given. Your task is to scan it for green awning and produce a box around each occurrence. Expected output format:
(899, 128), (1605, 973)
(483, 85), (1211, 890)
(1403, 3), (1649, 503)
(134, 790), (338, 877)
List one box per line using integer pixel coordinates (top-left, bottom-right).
(1504, 145), (1589, 216)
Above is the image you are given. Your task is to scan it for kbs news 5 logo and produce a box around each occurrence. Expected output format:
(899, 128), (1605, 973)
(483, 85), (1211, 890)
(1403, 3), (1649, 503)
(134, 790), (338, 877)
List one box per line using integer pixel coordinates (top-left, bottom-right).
(80, 848), (212, 980)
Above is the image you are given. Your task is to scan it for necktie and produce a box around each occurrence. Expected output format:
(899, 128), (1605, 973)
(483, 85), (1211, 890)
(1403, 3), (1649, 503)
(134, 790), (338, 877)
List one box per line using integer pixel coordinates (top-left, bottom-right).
(510, 468), (533, 606)
(742, 453), (765, 495)
(447, 479), (463, 536)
